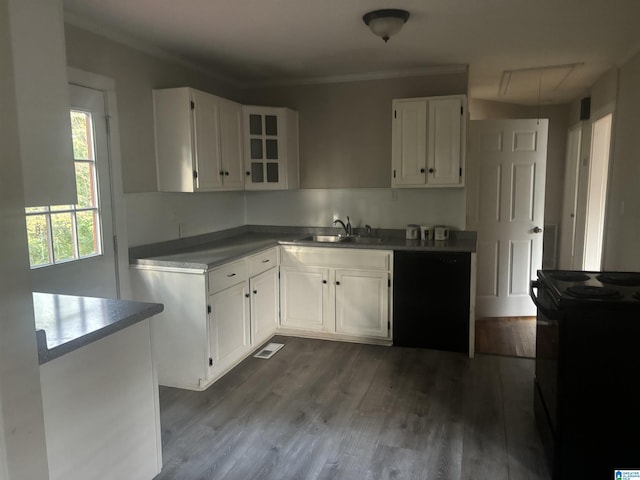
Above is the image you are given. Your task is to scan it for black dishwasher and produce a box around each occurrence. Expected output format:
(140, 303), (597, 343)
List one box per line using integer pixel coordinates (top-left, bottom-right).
(393, 251), (470, 352)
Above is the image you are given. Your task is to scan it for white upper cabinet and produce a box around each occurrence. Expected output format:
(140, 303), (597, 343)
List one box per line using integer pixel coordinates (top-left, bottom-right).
(153, 87), (244, 192)
(242, 106), (299, 190)
(9, 0), (77, 207)
(392, 95), (466, 188)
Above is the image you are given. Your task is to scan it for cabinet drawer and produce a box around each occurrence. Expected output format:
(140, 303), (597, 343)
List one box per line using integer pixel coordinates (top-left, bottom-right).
(280, 246), (391, 271)
(248, 248), (278, 277)
(208, 259), (248, 293)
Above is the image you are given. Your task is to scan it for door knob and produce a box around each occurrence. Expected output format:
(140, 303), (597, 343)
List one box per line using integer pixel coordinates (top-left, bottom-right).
(533, 226), (543, 234)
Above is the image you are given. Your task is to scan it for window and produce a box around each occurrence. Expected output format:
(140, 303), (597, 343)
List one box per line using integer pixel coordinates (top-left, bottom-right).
(25, 110), (102, 268)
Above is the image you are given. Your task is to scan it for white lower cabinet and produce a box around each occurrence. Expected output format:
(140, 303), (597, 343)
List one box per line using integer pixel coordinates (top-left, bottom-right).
(130, 247), (279, 391)
(335, 269), (389, 338)
(250, 266), (280, 346)
(280, 265), (329, 332)
(208, 280), (250, 376)
(279, 246), (393, 343)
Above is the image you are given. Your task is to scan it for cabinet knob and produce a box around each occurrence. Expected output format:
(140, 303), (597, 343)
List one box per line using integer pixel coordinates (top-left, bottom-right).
(336, 281), (341, 286)
(225, 171), (230, 176)
(245, 293), (250, 298)
(253, 290), (257, 294)
(322, 280), (327, 284)
(246, 171), (251, 176)
(429, 168), (435, 173)
(219, 171), (225, 176)
(420, 168), (425, 173)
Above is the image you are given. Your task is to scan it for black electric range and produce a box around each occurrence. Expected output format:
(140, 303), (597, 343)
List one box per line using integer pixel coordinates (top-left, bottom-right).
(531, 270), (640, 479)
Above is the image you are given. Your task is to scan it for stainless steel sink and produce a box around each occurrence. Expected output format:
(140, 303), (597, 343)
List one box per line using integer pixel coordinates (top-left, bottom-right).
(301, 235), (383, 244)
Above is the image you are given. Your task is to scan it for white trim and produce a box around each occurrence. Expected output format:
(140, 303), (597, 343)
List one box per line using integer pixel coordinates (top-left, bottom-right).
(67, 67), (132, 299)
(242, 64), (468, 88)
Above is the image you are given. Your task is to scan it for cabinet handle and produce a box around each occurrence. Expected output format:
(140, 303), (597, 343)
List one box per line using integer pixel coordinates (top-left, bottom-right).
(227, 273), (236, 278)
(420, 168), (425, 173)
(429, 168), (435, 173)
(261, 259), (270, 263)
(253, 290), (258, 294)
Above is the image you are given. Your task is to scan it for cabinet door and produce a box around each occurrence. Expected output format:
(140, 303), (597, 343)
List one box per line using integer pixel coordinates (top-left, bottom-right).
(392, 99), (427, 187)
(192, 89), (223, 191)
(427, 97), (463, 186)
(219, 99), (244, 189)
(335, 269), (389, 339)
(280, 266), (328, 332)
(208, 281), (250, 375)
(243, 107), (285, 190)
(250, 267), (279, 346)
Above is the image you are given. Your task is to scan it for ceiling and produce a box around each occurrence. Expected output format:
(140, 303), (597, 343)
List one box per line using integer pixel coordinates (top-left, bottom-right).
(62, 0), (640, 106)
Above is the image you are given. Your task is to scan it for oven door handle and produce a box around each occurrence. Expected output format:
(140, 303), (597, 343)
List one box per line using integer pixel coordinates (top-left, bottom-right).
(530, 280), (561, 320)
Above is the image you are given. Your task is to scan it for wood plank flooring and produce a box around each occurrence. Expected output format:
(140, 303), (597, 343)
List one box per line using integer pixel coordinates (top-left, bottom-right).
(474, 317), (536, 358)
(154, 336), (549, 480)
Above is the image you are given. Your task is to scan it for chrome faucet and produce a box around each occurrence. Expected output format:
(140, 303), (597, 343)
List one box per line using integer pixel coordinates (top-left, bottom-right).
(334, 216), (352, 236)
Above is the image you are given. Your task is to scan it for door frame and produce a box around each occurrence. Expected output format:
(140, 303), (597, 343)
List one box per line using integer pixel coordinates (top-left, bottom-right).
(68, 67), (130, 299)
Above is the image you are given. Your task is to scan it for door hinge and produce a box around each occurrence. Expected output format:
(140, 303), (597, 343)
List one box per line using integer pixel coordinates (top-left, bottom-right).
(191, 100), (195, 110)
(394, 110), (397, 119)
(460, 106), (464, 115)
(105, 115), (111, 134)
(207, 305), (211, 314)
(393, 169), (396, 179)
(388, 321), (391, 331)
(113, 235), (118, 254)
(459, 167), (462, 177)
(193, 170), (198, 179)
(209, 357), (213, 366)
(388, 279), (391, 288)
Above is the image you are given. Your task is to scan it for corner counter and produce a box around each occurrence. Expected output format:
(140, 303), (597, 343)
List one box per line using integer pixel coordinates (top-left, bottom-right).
(34, 292), (165, 480)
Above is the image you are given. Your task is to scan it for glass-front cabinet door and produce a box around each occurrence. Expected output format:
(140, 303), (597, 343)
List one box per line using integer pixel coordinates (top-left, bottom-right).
(243, 106), (286, 190)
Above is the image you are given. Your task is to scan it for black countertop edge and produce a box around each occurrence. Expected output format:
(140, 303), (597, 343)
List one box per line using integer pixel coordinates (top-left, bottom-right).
(34, 292), (164, 365)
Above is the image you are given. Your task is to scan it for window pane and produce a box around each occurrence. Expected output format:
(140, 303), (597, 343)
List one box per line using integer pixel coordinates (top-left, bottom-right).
(266, 163), (279, 183)
(75, 162), (97, 208)
(266, 139), (278, 159)
(50, 204), (73, 212)
(70, 111), (93, 160)
(249, 114), (262, 135)
(26, 215), (51, 267)
(251, 162), (264, 183)
(265, 115), (278, 136)
(76, 210), (100, 257)
(25, 206), (47, 214)
(250, 139), (263, 159)
(51, 213), (77, 262)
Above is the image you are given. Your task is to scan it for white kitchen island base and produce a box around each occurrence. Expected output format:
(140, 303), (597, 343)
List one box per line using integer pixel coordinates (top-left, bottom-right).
(39, 319), (162, 480)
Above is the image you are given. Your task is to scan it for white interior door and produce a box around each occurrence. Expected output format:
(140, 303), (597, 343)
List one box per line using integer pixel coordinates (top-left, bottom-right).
(558, 123), (582, 269)
(30, 84), (117, 298)
(468, 119), (548, 317)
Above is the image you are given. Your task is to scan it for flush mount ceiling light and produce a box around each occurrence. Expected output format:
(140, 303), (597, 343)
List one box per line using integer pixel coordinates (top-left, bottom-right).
(363, 9), (410, 43)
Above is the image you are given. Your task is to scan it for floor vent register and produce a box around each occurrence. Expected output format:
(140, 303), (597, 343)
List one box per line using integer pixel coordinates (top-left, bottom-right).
(253, 342), (284, 359)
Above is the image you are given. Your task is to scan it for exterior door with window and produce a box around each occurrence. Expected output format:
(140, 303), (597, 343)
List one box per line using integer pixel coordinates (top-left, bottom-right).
(28, 84), (117, 298)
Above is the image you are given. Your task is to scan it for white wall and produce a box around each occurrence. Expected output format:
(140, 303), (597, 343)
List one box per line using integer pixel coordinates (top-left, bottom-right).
(244, 188), (466, 230)
(0, 0), (50, 476)
(125, 191), (245, 246)
(602, 53), (640, 270)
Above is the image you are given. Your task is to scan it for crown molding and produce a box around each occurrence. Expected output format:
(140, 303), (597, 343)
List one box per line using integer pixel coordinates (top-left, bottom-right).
(241, 64), (468, 89)
(63, 11), (239, 87)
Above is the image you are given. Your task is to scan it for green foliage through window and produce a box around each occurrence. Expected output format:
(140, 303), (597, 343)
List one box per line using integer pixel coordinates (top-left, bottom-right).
(25, 110), (102, 268)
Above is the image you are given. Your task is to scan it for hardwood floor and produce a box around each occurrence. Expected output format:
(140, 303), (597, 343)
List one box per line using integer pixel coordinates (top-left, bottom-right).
(155, 336), (549, 480)
(474, 317), (536, 358)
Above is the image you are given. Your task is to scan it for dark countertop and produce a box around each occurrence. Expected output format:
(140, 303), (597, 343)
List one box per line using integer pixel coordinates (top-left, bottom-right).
(129, 225), (477, 271)
(33, 292), (164, 365)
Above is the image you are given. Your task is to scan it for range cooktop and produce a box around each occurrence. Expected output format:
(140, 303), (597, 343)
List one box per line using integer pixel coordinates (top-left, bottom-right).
(537, 270), (640, 307)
